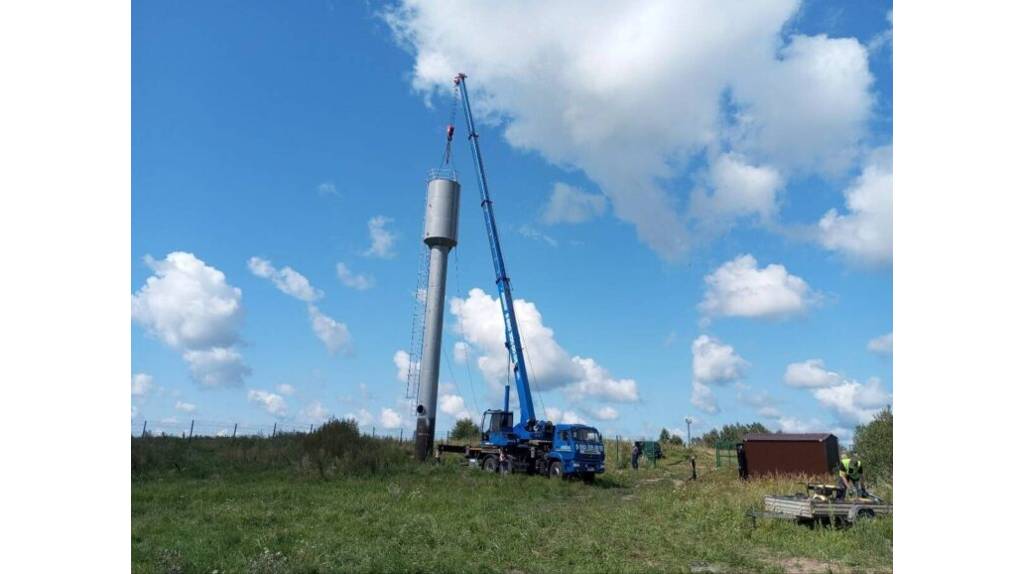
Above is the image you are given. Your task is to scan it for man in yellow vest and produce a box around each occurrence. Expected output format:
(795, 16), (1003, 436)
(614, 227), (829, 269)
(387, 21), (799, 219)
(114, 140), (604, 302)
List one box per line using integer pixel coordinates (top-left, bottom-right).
(836, 453), (866, 500)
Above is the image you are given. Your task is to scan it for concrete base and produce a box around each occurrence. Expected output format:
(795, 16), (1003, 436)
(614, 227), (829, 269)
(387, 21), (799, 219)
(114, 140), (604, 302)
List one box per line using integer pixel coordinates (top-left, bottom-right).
(414, 416), (435, 461)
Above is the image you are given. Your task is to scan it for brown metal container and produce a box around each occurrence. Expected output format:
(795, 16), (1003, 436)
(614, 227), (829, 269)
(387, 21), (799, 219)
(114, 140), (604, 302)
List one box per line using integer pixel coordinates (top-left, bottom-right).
(741, 433), (840, 478)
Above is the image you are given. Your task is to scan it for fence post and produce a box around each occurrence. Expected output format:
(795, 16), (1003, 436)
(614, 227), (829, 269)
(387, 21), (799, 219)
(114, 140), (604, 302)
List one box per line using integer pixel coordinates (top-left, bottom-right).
(188, 419), (195, 442)
(272, 422), (277, 437)
(141, 420), (147, 438)
(232, 423), (238, 439)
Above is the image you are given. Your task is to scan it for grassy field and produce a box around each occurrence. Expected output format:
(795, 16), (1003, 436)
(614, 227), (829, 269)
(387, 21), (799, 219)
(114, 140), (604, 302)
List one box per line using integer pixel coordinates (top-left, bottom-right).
(131, 435), (892, 573)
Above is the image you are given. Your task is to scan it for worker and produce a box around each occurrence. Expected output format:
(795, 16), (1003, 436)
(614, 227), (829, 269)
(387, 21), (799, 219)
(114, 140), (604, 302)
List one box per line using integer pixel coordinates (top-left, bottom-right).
(836, 453), (866, 500)
(631, 441), (640, 470)
(498, 447), (510, 475)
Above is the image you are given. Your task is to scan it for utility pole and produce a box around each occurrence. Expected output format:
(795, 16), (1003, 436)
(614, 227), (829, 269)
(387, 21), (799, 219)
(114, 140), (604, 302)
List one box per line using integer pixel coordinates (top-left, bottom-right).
(188, 419), (195, 442)
(685, 417), (694, 447)
(141, 420), (147, 438)
(272, 422), (277, 437)
(232, 423), (237, 439)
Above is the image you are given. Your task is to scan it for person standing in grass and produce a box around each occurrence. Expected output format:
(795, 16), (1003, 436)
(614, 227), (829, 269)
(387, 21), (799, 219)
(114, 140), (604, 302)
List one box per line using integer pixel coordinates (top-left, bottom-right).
(631, 441), (640, 470)
(836, 453), (866, 499)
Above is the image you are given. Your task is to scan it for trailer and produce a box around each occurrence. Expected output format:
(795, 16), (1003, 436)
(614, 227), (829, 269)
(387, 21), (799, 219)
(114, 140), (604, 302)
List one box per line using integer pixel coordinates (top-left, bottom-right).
(752, 484), (892, 527)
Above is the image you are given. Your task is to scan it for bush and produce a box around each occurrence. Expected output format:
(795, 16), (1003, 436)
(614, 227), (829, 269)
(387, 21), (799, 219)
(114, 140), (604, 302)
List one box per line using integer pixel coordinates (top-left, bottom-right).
(853, 407), (893, 484)
(450, 418), (481, 441)
(302, 418), (409, 478)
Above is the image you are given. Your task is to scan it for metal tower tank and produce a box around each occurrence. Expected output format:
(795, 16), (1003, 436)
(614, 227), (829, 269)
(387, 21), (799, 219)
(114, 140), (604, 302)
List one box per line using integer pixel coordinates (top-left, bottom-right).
(414, 170), (460, 461)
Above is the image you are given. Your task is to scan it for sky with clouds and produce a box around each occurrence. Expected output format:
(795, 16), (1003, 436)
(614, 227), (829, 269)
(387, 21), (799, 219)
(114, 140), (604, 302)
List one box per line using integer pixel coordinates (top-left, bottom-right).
(132, 0), (892, 442)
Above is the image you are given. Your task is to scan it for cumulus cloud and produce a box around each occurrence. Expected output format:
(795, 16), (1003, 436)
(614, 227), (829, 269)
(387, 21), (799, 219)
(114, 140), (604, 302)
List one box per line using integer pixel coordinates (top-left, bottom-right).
(541, 182), (607, 225)
(867, 332), (893, 356)
(276, 383), (296, 396)
(735, 383), (781, 418)
(336, 262), (375, 290)
(818, 147), (893, 266)
(364, 216), (397, 258)
(544, 407), (587, 425)
(386, 0), (874, 259)
(439, 393), (471, 420)
(308, 305), (352, 354)
(692, 335), (748, 385)
(699, 254), (817, 320)
(131, 373), (154, 397)
(590, 405), (619, 421)
(300, 401), (331, 423)
(248, 389), (287, 418)
(174, 401), (197, 414)
(812, 377), (890, 426)
(450, 288), (638, 402)
(379, 407), (404, 429)
(132, 252), (249, 387)
(248, 257), (322, 302)
(689, 334), (746, 414)
(784, 359), (843, 388)
(690, 381), (719, 414)
(452, 341), (471, 364)
(344, 408), (374, 428)
(183, 347), (251, 388)
(690, 153), (782, 225)
(393, 350), (419, 383)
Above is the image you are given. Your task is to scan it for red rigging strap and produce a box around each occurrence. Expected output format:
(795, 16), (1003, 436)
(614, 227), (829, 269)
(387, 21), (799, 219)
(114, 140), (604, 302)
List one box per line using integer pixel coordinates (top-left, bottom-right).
(446, 124), (455, 142)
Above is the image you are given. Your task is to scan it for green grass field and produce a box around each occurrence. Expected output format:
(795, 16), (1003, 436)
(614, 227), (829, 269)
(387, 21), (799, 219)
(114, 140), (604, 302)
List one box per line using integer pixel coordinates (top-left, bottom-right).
(131, 437), (892, 573)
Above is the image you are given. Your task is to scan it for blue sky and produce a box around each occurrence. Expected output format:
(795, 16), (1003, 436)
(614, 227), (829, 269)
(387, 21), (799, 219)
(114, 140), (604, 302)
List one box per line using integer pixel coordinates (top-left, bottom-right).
(132, 0), (892, 442)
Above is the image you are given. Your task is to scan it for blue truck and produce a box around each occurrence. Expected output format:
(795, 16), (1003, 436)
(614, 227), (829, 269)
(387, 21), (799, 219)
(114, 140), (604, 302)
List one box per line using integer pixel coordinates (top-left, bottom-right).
(434, 74), (605, 481)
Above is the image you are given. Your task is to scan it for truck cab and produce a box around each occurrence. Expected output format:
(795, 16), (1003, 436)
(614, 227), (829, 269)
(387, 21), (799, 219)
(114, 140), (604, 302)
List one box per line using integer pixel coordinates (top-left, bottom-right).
(547, 424), (605, 480)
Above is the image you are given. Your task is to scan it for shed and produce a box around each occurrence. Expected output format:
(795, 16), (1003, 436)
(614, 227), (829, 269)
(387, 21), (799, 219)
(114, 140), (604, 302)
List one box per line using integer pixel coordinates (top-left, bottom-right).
(739, 433), (839, 478)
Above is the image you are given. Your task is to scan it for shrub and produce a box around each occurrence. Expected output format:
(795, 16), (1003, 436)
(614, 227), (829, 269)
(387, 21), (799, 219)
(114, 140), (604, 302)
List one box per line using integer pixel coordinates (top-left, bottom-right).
(301, 418), (408, 478)
(853, 407), (893, 484)
(698, 422), (769, 447)
(450, 418), (481, 441)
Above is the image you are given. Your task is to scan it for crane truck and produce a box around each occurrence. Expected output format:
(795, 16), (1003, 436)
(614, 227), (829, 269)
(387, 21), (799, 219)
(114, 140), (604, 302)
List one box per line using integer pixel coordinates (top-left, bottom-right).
(434, 74), (606, 481)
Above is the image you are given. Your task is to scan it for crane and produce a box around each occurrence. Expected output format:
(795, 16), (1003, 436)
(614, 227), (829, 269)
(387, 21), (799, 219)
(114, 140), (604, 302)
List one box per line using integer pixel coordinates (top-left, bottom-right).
(433, 74), (606, 480)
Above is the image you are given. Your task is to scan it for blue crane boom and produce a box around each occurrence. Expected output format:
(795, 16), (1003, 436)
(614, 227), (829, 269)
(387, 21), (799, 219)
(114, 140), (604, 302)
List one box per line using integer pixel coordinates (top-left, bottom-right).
(453, 73), (538, 431)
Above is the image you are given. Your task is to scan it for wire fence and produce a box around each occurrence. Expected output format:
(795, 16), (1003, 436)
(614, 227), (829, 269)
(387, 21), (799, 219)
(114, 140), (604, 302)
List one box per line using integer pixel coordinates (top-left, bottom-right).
(130, 419), (411, 442)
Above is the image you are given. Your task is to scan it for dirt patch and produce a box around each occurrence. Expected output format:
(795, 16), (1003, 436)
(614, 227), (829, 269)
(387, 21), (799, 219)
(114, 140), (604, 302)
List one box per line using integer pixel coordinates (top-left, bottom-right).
(770, 557), (852, 574)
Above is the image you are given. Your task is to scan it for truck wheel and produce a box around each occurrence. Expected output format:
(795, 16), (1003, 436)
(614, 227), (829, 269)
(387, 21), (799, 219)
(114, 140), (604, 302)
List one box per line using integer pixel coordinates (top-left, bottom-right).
(581, 472), (595, 484)
(548, 461), (564, 479)
(856, 508), (875, 521)
(482, 456), (498, 473)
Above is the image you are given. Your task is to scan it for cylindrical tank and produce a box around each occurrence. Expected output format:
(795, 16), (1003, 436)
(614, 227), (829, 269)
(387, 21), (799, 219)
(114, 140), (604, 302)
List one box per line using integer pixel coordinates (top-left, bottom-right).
(423, 177), (460, 247)
(415, 175), (461, 461)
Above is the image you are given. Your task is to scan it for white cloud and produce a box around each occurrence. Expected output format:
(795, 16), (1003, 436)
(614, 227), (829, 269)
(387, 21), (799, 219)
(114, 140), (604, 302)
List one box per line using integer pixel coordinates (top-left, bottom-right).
(776, 416), (825, 434)
(364, 216), (397, 258)
(450, 288), (638, 402)
(386, 1), (874, 259)
(812, 377), (890, 426)
(818, 147), (893, 266)
(591, 405), (619, 421)
(307, 305), (352, 354)
(541, 182), (607, 225)
(248, 256), (322, 302)
(317, 182), (338, 196)
(131, 373), (154, 397)
(690, 153), (782, 225)
(344, 408), (374, 428)
(183, 346), (251, 388)
(336, 262), (375, 290)
(544, 407), (587, 425)
(248, 389), (287, 418)
(699, 254), (816, 320)
(692, 335), (747, 385)
(276, 383), (296, 396)
(867, 332), (893, 356)
(132, 253), (250, 387)
(452, 341), (471, 364)
(439, 393), (471, 420)
(784, 359), (843, 388)
(393, 350), (419, 383)
(379, 407), (404, 429)
(131, 405), (138, 420)
(690, 381), (719, 414)
(518, 225), (558, 247)
(174, 401), (197, 414)
(689, 334), (746, 414)
(735, 383), (780, 418)
(300, 401), (331, 423)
